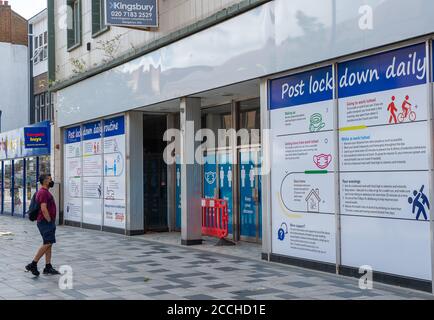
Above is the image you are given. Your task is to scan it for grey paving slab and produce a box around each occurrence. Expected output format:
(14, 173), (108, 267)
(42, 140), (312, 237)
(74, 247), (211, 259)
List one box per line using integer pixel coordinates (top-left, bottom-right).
(1, 215), (433, 300)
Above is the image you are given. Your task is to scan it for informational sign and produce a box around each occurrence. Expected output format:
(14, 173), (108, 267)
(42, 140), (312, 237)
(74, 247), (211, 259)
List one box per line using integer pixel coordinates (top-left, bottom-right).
(218, 152), (233, 235)
(103, 116), (126, 229)
(24, 126), (49, 148)
(82, 121), (103, 226)
(240, 151), (261, 238)
(203, 153), (217, 199)
(64, 126), (82, 223)
(0, 121), (51, 160)
(338, 43), (431, 280)
(269, 66), (337, 264)
(105, 0), (158, 28)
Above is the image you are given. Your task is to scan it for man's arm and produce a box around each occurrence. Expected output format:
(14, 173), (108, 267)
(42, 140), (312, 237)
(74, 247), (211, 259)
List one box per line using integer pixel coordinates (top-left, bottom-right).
(40, 203), (51, 222)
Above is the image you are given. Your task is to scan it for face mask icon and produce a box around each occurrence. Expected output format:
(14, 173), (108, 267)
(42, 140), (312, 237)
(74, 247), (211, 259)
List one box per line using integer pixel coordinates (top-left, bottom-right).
(278, 223), (288, 241)
(313, 154), (332, 169)
(205, 171), (217, 185)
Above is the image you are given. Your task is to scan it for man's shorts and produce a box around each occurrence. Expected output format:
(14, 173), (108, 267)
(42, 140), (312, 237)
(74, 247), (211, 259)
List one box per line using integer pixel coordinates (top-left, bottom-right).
(37, 220), (56, 245)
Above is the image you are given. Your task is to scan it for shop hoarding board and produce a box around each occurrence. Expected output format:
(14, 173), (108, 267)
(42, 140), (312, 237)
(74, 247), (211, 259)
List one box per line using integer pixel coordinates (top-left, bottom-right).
(269, 66), (337, 264)
(82, 121), (103, 227)
(64, 126), (82, 223)
(105, 0), (158, 28)
(0, 121), (51, 160)
(338, 43), (431, 280)
(103, 116), (126, 229)
(24, 126), (49, 149)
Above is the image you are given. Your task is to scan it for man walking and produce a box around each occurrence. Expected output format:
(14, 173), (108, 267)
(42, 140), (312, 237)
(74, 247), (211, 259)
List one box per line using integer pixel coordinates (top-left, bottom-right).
(25, 174), (60, 276)
(388, 96), (398, 124)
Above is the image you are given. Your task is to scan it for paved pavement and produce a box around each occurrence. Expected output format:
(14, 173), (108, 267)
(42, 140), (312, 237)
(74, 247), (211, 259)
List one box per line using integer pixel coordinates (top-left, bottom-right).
(0, 215), (433, 300)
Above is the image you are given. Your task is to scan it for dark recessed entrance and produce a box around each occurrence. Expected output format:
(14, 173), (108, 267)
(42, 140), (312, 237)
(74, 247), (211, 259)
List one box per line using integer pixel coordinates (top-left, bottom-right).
(143, 115), (168, 232)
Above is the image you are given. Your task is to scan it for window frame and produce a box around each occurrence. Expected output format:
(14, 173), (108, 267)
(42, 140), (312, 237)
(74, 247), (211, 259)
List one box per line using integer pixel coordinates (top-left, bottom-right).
(92, 0), (110, 38)
(67, 0), (82, 52)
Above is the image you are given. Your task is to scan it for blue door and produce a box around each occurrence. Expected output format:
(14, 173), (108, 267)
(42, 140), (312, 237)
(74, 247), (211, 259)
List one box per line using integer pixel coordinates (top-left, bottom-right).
(239, 149), (262, 241)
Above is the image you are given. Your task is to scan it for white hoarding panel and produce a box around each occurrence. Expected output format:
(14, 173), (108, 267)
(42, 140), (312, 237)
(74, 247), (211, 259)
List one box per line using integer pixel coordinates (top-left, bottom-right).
(269, 66), (337, 264)
(103, 116), (126, 229)
(338, 43), (431, 280)
(64, 126), (82, 223)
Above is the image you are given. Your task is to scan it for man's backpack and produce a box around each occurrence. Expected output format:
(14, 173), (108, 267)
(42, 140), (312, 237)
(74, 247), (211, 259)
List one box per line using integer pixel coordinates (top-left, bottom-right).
(27, 192), (40, 222)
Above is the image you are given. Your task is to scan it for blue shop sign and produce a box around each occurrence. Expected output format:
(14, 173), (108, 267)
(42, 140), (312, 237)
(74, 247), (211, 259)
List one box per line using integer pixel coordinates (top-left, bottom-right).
(24, 126), (49, 148)
(83, 121), (102, 141)
(105, 0), (158, 28)
(65, 126), (82, 144)
(269, 66), (334, 110)
(338, 43), (427, 98)
(104, 116), (125, 137)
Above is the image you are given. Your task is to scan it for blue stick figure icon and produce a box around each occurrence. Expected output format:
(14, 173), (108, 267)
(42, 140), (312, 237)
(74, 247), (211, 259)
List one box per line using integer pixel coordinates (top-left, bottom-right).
(278, 223), (288, 241)
(408, 185), (430, 221)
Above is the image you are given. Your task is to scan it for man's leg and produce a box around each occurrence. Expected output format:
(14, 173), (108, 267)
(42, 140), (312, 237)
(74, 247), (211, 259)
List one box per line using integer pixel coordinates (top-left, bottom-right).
(34, 244), (51, 263)
(45, 245), (52, 265)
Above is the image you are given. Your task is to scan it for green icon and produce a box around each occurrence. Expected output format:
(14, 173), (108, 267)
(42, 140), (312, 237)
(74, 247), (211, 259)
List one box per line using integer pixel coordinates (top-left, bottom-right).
(309, 113), (325, 132)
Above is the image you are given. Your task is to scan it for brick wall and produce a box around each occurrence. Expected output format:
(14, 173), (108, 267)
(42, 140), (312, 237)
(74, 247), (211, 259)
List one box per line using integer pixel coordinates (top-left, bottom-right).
(0, 0), (27, 46)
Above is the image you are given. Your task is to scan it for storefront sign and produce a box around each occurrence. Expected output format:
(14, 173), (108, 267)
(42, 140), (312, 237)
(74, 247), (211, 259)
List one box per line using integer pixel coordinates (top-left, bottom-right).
(105, 0), (158, 28)
(338, 43), (431, 280)
(103, 116), (126, 229)
(82, 121), (104, 226)
(269, 66), (334, 110)
(64, 126), (83, 223)
(0, 122), (51, 160)
(24, 126), (49, 148)
(269, 66), (337, 265)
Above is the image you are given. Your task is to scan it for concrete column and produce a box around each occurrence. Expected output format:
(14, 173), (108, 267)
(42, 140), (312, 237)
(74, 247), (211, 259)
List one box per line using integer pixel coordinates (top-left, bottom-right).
(231, 101), (240, 242)
(51, 92), (63, 224)
(166, 113), (176, 232)
(180, 97), (202, 245)
(126, 111), (144, 235)
(260, 78), (272, 259)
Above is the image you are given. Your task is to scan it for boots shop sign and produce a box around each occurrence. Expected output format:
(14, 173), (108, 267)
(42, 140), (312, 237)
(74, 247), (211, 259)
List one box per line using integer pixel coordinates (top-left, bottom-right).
(105, 0), (158, 28)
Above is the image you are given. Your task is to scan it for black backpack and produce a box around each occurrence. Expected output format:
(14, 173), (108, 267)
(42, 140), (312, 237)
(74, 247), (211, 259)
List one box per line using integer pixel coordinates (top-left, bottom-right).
(27, 192), (40, 222)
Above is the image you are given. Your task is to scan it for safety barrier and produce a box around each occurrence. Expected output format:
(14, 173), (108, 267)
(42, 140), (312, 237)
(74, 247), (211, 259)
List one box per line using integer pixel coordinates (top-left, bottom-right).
(201, 198), (228, 239)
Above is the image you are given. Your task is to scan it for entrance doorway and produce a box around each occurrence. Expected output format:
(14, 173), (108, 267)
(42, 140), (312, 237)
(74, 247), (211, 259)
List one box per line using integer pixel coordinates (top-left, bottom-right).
(143, 115), (168, 232)
(201, 98), (262, 243)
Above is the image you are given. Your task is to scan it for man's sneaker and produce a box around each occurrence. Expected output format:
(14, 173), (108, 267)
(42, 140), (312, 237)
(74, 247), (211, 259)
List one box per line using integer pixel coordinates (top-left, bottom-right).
(25, 263), (40, 277)
(43, 265), (60, 275)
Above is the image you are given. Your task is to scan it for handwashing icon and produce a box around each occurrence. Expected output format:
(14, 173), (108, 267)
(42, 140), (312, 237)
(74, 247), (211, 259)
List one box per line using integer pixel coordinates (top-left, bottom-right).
(309, 113), (326, 132)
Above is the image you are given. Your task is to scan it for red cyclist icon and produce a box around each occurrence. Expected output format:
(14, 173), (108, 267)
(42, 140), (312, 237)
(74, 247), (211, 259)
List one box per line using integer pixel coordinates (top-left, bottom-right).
(398, 95), (417, 123)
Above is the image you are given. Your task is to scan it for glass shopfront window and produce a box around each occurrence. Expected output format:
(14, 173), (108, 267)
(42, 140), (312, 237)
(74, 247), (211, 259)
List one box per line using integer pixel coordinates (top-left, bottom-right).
(14, 159), (24, 215)
(3, 160), (12, 213)
(39, 155), (51, 175)
(26, 158), (38, 210)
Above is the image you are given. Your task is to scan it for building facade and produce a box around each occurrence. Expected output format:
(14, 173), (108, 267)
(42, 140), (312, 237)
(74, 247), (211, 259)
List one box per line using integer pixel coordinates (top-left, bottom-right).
(50, 0), (434, 293)
(29, 9), (54, 125)
(0, 4), (57, 222)
(0, 0), (29, 132)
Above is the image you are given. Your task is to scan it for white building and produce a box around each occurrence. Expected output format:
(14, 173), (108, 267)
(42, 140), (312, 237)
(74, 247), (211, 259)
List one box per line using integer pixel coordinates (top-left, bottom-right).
(50, 0), (434, 293)
(29, 9), (53, 124)
(0, 1), (29, 132)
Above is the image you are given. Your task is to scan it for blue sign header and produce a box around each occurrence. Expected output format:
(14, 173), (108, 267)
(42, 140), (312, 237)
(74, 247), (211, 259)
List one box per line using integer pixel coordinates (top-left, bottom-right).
(24, 126), (49, 148)
(83, 121), (102, 141)
(65, 126), (82, 144)
(269, 66), (334, 110)
(105, 0), (158, 28)
(0, 121), (51, 160)
(338, 43), (427, 98)
(104, 116), (125, 138)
